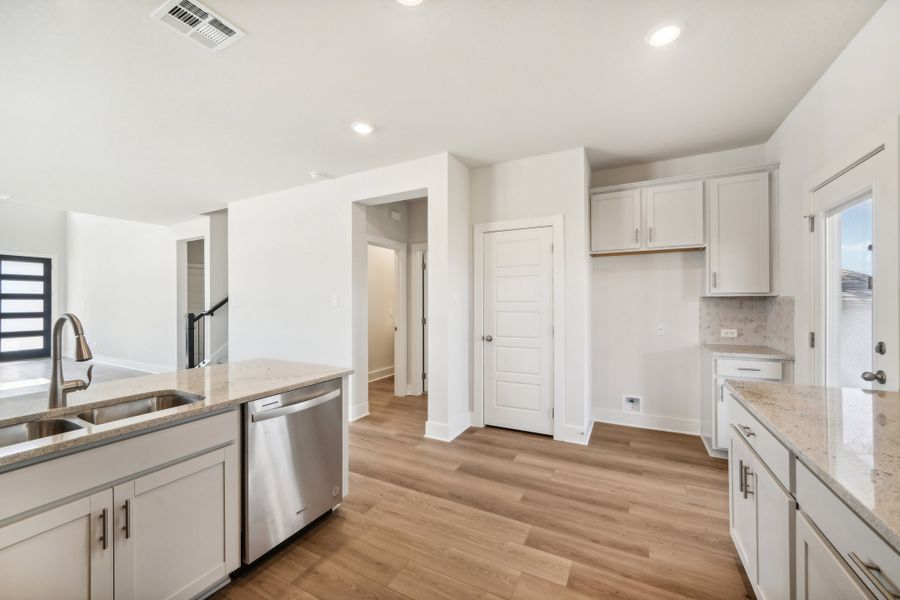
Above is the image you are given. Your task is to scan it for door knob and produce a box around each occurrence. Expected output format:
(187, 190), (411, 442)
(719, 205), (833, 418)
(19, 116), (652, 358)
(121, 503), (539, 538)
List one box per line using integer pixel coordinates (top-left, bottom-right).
(483, 335), (493, 342)
(862, 370), (887, 384)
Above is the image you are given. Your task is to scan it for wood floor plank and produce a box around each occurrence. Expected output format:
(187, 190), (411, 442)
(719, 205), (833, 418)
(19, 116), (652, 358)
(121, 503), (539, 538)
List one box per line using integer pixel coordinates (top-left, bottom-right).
(214, 376), (753, 599)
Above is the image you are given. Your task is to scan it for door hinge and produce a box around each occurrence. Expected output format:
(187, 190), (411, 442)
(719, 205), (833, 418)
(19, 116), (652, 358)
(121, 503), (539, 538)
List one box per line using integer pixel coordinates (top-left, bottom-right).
(809, 331), (816, 348)
(422, 317), (427, 325)
(807, 215), (815, 233)
(551, 243), (554, 253)
(422, 372), (426, 380)
(552, 408), (555, 418)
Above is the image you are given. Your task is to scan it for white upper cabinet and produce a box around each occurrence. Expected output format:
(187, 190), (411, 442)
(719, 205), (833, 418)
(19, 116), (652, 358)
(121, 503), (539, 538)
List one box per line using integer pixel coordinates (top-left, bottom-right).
(708, 172), (771, 295)
(590, 189), (641, 253)
(643, 180), (704, 249)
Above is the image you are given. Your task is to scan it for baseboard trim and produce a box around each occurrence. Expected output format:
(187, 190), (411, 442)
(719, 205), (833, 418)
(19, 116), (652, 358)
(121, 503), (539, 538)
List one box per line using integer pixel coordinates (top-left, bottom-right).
(368, 366), (394, 382)
(90, 354), (173, 374)
(701, 435), (728, 460)
(424, 413), (471, 442)
(556, 423), (592, 446)
(594, 409), (700, 436)
(349, 403), (370, 422)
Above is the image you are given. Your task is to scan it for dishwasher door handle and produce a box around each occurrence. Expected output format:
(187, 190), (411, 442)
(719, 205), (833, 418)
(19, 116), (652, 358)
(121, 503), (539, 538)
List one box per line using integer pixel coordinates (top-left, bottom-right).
(251, 389), (341, 422)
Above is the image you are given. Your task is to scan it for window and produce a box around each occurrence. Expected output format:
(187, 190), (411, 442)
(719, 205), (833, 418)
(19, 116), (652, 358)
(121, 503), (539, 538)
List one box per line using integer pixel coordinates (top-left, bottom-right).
(0, 255), (51, 361)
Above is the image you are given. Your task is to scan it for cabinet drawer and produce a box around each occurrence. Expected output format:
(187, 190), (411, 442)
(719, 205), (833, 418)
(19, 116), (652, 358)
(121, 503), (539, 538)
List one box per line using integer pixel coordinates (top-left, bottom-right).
(797, 462), (900, 599)
(726, 392), (790, 488)
(717, 358), (783, 381)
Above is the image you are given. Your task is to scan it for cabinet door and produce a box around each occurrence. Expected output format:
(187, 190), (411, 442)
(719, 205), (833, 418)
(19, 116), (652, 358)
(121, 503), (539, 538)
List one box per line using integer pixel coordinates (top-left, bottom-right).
(590, 189), (642, 253)
(730, 428), (757, 583)
(796, 512), (874, 600)
(0, 490), (113, 600)
(708, 172), (770, 294)
(115, 449), (231, 600)
(714, 378), (729, 450)
(643, 180), (704, 249)
(756, 457), (796, 600)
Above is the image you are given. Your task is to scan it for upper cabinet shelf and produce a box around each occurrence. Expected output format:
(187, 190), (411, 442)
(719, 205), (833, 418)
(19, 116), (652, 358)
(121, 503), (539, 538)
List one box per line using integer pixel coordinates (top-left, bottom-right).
(589, 167), (775, 297)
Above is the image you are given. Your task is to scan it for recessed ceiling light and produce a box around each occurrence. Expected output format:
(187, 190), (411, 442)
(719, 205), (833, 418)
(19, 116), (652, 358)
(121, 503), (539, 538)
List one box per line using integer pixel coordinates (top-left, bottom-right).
(309, 171), (332, 180)
(396, 0), (423, 6)
(351, 121), (375, 136)
(646, 24), (682, 47)
(0, 193), (11, 200)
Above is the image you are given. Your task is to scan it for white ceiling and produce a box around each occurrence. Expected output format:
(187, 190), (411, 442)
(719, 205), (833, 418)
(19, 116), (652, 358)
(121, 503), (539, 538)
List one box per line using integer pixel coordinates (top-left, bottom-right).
(0, 0), (883, 223)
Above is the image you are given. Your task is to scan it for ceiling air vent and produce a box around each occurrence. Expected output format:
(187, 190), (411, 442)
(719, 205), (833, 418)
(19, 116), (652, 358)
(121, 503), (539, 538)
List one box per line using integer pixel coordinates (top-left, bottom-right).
(151, 0), (244, 52)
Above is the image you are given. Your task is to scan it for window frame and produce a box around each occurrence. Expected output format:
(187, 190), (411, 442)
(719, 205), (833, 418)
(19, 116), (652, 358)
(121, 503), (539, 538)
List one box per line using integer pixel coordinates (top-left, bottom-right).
(0, 254), (52, 361)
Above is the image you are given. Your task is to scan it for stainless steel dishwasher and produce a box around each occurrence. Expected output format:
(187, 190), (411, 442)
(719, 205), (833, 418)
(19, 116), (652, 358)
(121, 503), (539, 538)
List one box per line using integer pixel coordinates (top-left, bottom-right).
(243, 378), (343, 564)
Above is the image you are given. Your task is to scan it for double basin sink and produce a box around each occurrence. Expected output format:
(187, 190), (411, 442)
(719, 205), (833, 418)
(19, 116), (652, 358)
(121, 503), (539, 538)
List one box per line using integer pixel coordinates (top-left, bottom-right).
(0, 392), (205, 450)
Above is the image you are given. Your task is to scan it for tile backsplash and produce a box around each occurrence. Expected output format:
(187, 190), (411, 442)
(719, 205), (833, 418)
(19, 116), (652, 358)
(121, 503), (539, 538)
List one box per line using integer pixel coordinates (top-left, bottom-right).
(700, 296), (795, 354)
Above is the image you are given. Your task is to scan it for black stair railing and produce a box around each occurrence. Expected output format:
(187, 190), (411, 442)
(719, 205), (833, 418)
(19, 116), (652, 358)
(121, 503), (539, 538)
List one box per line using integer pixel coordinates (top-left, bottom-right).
(187, 296), (228, 368)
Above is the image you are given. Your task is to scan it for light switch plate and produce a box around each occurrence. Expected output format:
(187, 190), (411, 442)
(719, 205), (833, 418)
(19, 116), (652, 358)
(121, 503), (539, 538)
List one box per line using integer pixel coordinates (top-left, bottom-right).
(720, 328), (738, 338)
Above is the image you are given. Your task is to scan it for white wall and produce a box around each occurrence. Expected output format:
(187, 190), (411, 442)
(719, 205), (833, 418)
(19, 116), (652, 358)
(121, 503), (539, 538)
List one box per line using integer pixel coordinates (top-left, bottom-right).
(207, 210), (228, 360)
(0, 200), (68, 324)
(408, 199), (428, 244)
(66, 212), (177, 372)
(591, 144), (768, 188)
(367, 245), (395, 379)
(470, 147), (592, 443)
(765, 0), (900, 383)
(229, 153), (470, 444)
(592, 252), (703, 433)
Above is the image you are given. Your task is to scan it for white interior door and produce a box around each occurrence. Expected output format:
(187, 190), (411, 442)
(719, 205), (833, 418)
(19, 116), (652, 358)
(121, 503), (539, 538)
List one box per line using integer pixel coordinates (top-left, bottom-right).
(812, 150), (898, 391)
(482, 226), (554, 435)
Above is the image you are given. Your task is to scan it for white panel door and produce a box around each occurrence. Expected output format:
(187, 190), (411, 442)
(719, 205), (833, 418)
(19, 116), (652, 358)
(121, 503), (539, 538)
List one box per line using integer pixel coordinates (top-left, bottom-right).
(590, 189), (642, 252)
(115, 450), (229, 600)
(796, 512), (874, 600)
(708, 172), (771, 294)
(643, 180), (704, 249)
(483, 226), (554, 435)
(0, 490), (113, 600)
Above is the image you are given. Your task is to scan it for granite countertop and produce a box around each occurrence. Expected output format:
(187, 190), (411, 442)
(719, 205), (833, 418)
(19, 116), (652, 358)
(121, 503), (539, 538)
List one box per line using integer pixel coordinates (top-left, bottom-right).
(0, 359), (351, 470)
(703, 343), (793, 360)
(726, 379), (900, 552)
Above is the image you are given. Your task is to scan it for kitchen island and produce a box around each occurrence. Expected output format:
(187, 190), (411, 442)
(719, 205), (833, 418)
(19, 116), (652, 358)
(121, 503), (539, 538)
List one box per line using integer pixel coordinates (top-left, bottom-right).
(0, 359), (350, 599)
(725, 379), (900, 599)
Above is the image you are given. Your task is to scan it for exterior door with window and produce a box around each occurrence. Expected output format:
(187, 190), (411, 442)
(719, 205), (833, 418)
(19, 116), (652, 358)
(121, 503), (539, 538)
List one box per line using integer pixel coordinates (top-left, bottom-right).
(812, 149), (899, 391)
(0, 255), (51, 361)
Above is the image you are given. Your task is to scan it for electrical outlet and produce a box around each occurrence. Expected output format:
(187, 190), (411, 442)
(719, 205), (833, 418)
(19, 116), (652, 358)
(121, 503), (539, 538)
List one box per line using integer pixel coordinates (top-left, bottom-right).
(622, 394), (643, 413)
(720, 328), (738, 338)
(656, 322), (667, 336)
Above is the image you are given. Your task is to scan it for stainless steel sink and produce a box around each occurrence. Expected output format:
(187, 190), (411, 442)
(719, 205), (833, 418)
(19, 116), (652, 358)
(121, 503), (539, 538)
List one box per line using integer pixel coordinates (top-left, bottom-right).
(0, 418), (84, 449)
(76, 392), (204, 425)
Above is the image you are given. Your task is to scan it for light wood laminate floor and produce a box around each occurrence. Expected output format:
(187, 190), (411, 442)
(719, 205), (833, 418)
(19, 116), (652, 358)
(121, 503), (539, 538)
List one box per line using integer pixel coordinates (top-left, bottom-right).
(215, 377), (753, 599)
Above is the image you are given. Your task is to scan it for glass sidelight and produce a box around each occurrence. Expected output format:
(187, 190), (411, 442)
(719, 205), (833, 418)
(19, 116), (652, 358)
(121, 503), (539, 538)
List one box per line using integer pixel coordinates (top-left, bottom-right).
(824, 197), (873, 388)
(0, 255), (52, 361)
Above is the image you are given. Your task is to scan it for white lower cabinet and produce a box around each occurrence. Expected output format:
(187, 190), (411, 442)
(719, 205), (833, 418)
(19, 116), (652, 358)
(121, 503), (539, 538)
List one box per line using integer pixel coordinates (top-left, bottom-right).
(0, 409), (240, 600)
(0, 490), (114, 600)
(114, 449), (232, 600)
(729, 418), (794, 600)
(796, 512), (873, 599)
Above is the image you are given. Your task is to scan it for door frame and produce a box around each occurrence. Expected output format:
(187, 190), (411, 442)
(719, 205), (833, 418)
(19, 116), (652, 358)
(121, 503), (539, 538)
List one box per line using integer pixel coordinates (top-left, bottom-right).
(409, 242), (427, 396)
(367, 235), (408, 398)
(806, 116), (899, 387)
(473, 216), (565, 440)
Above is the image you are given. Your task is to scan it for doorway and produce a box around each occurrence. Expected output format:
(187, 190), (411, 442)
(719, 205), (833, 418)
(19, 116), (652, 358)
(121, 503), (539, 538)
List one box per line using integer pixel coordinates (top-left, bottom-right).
(812, 143), (898, 391)
(367, 236), (408, 398)
(474, 217), (565, 437)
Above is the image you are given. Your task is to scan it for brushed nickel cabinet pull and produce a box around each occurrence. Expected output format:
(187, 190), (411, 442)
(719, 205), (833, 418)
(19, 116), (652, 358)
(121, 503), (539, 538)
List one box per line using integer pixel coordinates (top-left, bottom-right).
(849, 552), (900, 598)
(99, 508), (109, 550)
(737, 367), (762, 372)
(634, 228), (639, 243)
(712, 272), (718, 288)
(738, 459), (744, 493)
(738, 424), (755, 438)
(649, 226), (654, 243)
(123, 499), (131, 539)
(743, 465), (753, 499)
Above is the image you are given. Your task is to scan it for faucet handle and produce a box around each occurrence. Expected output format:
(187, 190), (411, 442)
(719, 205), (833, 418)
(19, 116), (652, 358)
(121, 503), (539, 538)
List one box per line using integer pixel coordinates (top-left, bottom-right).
(85, 364), (94, 387)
